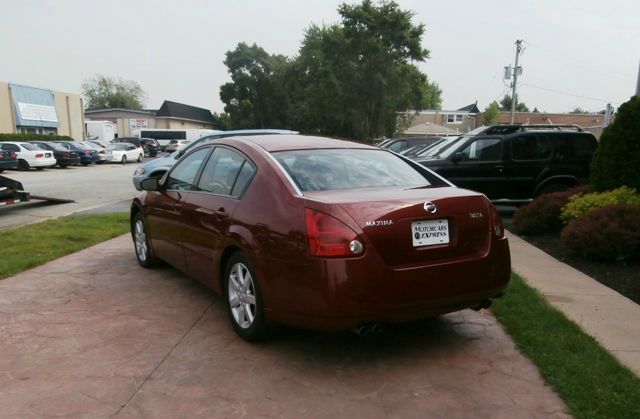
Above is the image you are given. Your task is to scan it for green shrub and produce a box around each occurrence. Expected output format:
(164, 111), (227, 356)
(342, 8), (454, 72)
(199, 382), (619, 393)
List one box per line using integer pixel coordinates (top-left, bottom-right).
(561, 204), (640, 263)
(561, 186), (640, 223)
(512, 185), (589, 235)
(0, 133), (74, 142)
(590, 95), (640, 191)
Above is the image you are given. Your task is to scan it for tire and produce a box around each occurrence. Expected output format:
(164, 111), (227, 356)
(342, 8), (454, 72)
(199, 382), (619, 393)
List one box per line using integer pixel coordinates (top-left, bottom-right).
(18, 159), (30, 171)
(132, 213), (160, 268)
(36, 167), (44, 171)
(121, 155), (127, 165)
(0, 169), (3, 173)
(137, 154), (143, 163)
(224, 252), (270, 341)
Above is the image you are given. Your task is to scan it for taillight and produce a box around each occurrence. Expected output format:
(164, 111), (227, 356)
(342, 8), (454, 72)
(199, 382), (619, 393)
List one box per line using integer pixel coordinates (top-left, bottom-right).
(64, 152), (70, 157)
(305, 208), (364, 257)
(35, 153), (44, 158)
(490, 204), (504, 238)
(84, 151), (91, 156)
(11, 152), (17, 159)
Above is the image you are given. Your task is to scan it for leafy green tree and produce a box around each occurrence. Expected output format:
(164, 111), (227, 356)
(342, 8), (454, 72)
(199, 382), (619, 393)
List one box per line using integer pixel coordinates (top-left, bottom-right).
(218, 0), (441, 139)
(212, 112), (232, 130)
(590, 95), (640, 191)
(219, 43), (290, 129)
(483, 101), (501, 125)
(81, 74), (146, 110)
(500, 94), (530, 112)
(570, 107), (589, 114)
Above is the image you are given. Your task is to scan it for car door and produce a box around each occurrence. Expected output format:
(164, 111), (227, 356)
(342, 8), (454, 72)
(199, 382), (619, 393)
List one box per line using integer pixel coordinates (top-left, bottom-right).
(436, 137), (507, 199)
(145, 147), (212, 270)
(505, 134), (553, 199)
(181, 146), (257, 285)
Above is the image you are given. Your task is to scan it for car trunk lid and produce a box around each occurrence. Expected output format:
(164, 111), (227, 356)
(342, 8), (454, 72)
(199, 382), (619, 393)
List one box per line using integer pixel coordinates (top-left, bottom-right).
(306, 187), (492, 266)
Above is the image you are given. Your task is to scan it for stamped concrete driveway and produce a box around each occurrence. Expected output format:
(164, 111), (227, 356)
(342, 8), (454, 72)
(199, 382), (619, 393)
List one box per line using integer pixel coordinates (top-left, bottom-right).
(0, 235), (568, 418)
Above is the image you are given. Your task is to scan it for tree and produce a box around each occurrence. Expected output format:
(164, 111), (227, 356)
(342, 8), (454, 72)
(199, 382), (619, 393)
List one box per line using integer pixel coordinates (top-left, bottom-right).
(590, 95), (640, 191)
(81, 74), (146, 110)
(570, 107), (589, 114)
(499, 94), (530, 112)
(218, 0), (441, 139)
(219, 43), (291, 129)
(483, 101), (501, 125)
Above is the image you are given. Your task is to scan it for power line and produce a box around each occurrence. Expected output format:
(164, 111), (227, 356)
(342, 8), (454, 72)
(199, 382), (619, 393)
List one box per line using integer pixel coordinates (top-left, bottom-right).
(519, 82), (622, 105)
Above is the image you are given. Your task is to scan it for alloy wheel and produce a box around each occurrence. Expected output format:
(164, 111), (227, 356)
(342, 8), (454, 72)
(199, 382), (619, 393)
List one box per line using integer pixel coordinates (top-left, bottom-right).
(134, 219), (148, 263)
(228, 262), (257, 329)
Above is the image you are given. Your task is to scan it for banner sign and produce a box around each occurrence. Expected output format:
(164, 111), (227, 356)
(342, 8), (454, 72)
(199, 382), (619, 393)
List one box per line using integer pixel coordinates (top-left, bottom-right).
(129, 118), (149, 129)
(17, 103), (59, 122)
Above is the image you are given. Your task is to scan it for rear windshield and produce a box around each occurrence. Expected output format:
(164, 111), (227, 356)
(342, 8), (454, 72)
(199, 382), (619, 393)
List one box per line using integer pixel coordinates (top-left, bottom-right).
(273, 149), (438, 192)
(20, 143), (41, 151)
(109, 144), (129, 150)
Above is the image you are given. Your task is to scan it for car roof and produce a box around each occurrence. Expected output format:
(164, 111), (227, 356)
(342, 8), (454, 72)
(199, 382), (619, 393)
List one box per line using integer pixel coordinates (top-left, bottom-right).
(211, 134), (377, 152)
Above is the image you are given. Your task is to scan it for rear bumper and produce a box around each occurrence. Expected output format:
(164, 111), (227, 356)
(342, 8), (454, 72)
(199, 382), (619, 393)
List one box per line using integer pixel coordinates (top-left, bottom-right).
(0, 160), (18, 170)
(262, 237), (511, 330)
(30, 158), (57, 167)
(57, 157), (80, 166)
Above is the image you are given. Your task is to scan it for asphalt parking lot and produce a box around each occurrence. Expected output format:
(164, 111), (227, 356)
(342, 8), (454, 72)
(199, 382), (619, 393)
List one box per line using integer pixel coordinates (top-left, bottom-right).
(0, 235), (568, 418)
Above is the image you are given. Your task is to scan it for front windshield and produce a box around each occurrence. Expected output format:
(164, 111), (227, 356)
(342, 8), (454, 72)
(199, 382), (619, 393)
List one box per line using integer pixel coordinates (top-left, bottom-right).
(273, 149), (433, 192)
(417, 137), (463, 158)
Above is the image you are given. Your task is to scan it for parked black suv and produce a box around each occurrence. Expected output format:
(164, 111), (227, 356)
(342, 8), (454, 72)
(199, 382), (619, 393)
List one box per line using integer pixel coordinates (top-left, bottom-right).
(415, 125), (598, 202)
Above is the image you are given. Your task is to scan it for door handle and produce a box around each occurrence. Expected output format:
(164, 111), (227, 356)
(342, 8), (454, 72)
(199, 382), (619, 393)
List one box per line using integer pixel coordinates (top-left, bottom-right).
(215, 207), (229, 220)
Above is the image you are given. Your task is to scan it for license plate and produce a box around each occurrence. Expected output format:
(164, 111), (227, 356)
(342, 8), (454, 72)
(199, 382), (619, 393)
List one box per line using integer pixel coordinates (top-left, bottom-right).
(45, 153), (51, 157)
(412, 219), (449, 247)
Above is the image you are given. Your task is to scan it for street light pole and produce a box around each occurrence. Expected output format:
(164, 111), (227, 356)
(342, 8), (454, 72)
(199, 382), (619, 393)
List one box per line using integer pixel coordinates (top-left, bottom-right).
(510, 40), (523, 124)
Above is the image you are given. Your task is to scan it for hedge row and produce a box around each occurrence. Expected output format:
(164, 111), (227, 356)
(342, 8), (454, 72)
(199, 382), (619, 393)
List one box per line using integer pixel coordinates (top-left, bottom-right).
(513, 186), (640, 263)
(0, 133), (74, 142)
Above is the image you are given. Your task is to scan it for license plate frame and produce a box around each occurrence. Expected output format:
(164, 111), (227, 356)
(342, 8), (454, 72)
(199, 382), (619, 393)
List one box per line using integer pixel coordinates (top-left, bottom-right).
(411, 219), (450, 247)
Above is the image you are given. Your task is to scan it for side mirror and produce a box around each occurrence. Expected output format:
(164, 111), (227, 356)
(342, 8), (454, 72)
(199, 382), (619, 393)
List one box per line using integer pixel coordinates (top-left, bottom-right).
(451, 152), (465, 163)
(140, 177), (160, 191)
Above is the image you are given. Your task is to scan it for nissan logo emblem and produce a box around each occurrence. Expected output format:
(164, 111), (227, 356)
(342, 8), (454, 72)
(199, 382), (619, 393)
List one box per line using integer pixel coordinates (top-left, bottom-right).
(424, 201), (437, 214)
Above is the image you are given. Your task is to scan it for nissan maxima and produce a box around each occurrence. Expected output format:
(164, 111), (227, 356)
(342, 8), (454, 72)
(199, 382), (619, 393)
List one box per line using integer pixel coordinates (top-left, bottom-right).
(131, 135), (510, 341)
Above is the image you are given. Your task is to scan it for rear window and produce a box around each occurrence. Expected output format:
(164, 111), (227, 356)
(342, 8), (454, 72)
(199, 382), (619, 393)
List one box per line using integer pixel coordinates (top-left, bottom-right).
(273, 149), (435, 192)
(20, 143), (41, 151)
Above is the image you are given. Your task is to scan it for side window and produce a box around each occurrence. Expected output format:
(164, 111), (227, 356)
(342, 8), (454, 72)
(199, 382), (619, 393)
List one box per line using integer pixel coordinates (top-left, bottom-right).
(512, 135), (552, 160)
(459, 138), (502, 161)
(572, 135), (597, 159)
(197, 147), (249, 196)
(231, 161), (257, 197)
(165, 147), (210, 191)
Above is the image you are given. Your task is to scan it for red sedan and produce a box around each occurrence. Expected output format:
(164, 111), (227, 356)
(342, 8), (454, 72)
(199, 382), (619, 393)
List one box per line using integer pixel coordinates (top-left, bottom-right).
(131, 135), (510, 340)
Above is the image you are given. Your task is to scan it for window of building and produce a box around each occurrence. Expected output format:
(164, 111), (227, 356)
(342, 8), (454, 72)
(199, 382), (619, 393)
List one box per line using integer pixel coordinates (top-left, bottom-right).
(446, 114), (464, 124)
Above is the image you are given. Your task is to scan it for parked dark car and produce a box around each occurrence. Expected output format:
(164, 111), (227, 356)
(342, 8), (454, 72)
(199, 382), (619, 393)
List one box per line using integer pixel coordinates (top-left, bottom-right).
(0, 149), (18, 172)
(53, 141), (99, 165)
(378, 136), (443, 153)
(415, 125), (598, 202)
(131, 135), (510, 341)
(30, 141), (81, 168)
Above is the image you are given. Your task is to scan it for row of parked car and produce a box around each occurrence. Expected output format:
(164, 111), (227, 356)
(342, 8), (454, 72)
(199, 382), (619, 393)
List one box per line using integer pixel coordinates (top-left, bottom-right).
(0, 137), (157, 172)
(377, 125), (599, 202)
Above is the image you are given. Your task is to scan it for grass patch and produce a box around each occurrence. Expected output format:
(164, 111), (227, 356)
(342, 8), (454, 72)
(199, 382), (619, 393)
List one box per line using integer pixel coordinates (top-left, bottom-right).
(0, 213), (129, 279)
(493, 274), (640, 419)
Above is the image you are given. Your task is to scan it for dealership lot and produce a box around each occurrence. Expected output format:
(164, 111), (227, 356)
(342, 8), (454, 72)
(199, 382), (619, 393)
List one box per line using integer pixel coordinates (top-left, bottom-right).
(0, 235), (568, 418)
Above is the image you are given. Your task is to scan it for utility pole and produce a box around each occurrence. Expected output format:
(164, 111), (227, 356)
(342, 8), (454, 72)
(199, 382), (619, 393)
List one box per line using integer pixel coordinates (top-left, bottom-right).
(510, 40), (523, 124)
(636, 59), (640, 96)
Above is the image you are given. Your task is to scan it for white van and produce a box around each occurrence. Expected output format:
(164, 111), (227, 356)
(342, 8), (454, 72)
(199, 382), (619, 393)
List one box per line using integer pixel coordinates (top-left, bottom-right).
(133, 128), (221, 150)
(85, 120), (117, 141)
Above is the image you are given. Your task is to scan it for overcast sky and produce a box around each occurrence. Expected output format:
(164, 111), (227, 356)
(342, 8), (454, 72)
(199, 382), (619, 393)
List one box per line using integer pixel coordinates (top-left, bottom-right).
(1, 0), (638, 114)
